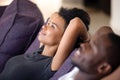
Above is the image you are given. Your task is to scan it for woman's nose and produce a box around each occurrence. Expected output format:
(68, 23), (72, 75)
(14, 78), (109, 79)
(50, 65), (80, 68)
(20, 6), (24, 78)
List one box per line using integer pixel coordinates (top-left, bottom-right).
(42, 25), (47, 30)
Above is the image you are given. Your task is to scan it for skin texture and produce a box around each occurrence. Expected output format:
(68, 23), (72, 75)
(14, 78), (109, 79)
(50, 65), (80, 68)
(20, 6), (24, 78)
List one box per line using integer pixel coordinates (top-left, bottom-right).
(38, 13), (88, 71)
(72, 26), (115, 80)
(38, 13), (65, 46)
(38, 12), (65, 57)
(52, 17), (88, 71)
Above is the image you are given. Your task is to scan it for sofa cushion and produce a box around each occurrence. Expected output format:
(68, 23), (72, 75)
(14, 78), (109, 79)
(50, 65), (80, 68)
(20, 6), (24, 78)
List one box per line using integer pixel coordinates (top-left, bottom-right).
(0, 0), (44, 72)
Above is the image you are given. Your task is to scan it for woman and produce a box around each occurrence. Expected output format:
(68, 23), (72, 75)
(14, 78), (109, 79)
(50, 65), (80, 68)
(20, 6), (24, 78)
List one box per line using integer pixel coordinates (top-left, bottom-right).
(0, 7), (90, 80)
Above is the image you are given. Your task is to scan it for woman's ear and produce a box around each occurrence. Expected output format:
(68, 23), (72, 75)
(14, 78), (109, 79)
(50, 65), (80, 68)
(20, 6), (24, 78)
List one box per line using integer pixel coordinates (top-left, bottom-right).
(97, 62), (112, 75)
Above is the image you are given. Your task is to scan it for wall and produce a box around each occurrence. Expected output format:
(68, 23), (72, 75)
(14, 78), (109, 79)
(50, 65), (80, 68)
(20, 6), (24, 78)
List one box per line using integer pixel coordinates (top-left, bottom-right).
(0, 0), (13, 6)
(0, 0), (62, 21)
(111, 0), (120, 35)
(30, 0), (62, 21)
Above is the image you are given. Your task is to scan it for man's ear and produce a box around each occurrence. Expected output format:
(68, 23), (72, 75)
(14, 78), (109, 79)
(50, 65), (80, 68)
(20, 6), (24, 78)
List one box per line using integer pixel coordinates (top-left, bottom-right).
(97, 62), (112, 75)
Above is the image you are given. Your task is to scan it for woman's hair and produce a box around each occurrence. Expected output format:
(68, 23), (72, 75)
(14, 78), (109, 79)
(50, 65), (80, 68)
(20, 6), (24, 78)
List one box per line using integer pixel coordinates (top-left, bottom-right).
(58, 7), (90, 31)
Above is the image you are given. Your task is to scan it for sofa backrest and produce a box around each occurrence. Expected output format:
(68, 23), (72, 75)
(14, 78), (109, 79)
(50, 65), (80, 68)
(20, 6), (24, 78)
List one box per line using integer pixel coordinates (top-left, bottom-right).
(0, 0), (44, 72)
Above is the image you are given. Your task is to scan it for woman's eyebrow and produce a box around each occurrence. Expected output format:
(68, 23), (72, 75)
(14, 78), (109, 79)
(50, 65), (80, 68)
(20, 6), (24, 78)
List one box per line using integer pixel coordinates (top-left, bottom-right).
(51, 22), (58, 27)
(44, 17), (50, 25)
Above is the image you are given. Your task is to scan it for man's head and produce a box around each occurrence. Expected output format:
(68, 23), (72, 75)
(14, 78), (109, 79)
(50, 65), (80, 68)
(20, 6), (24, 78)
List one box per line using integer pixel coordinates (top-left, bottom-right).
(71, 26), (120, 79)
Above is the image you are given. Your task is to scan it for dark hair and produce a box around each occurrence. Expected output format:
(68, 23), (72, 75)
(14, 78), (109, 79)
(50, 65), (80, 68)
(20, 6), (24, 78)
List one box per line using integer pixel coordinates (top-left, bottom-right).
(107, 33), (120, 73)
(58, 7), (90, 31)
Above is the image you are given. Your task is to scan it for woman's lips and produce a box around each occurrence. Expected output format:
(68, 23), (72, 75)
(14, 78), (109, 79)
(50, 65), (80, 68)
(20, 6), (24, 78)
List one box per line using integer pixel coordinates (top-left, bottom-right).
(39, 31), (46, 36)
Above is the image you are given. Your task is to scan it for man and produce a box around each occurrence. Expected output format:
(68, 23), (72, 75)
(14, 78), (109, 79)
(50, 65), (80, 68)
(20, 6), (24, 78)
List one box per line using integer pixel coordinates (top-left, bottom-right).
(59, 26), (120, 80)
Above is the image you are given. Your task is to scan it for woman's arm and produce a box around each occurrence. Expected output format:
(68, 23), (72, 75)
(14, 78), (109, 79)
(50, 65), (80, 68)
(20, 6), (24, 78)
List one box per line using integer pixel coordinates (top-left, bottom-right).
(51, 17), (88, 71)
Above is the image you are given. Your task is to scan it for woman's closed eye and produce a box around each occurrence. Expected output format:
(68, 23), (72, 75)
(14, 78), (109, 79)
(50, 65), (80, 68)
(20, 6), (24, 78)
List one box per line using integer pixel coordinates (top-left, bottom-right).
(47, 22), (57, 29)
(50, 23), (56, 28)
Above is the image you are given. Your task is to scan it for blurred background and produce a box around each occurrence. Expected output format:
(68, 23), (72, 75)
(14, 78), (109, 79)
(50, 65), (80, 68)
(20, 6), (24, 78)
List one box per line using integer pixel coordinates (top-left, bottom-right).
(0, 0), (120, 80)
(31, 0), (120, 35)
(1, 0), (120, 35)
(30, 0), (120, 36)
(30, 0), (111, 35)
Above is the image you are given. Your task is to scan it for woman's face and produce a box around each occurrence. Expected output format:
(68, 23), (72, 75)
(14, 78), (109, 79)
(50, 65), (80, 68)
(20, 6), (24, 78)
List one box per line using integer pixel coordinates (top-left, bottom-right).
(38, 12), (66, 46)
